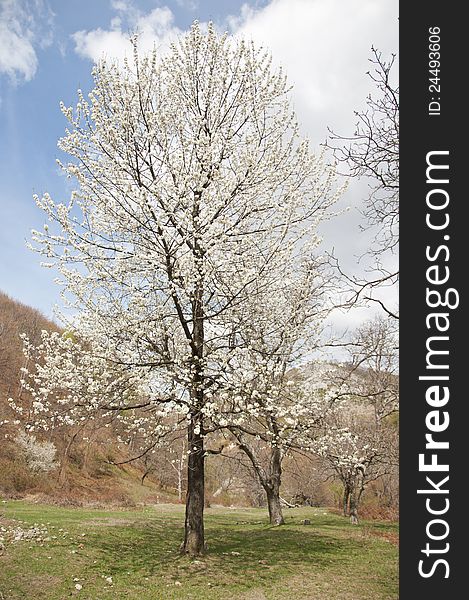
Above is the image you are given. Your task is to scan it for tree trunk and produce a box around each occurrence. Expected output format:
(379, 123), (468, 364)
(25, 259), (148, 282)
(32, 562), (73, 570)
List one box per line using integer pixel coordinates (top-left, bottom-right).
(343, 485), (351, 517)
(349, 479), (365, 525)
(81, 433), (95, 476)
(180, 236), (206, 555)
(181, 416), (205, 555)
(266, 486), (285, 526)
(265, 447), (284, 526)
(58, 456), (68, 486)
(177, 466), (183, 502)
(236, 436), (286, 526)
(58, 431), (79, 485)
(349, 496), (359, 524)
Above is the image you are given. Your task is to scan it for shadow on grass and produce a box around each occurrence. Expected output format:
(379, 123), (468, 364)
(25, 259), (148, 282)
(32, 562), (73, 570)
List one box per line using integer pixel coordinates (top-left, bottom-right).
(1, 504), (398, 599)
(91, 515), (368, 587)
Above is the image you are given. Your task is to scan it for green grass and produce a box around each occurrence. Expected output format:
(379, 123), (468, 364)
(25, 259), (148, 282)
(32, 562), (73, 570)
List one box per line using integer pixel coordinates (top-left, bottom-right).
(0, 501), (398, 599)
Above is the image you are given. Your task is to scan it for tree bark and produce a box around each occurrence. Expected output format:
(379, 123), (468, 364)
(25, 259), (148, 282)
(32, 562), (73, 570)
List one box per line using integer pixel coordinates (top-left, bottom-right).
(58, 430), (79, 485)
(264, 447), (285, 526)
(182, 268), (205, 555)
(349, 496), (359, 524)
(182, 415), (205, 555)
(266, 486), (285, 526)
(343, 485), (351, 517)
(349, 479), (365, 525)
(234, 432), (285, 526)
(81, 430), (95, 476)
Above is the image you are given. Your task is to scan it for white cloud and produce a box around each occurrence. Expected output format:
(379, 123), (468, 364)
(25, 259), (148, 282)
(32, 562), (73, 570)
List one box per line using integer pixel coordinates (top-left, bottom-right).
(73, 0), (397, 142)
(72, 4), (182, 63)
(175, 0), (199, 10)
(111, 0), (133, 10)
(229, 0), (398, 145)
(228, 0), (399, 327)
(0, 0), (54, 82)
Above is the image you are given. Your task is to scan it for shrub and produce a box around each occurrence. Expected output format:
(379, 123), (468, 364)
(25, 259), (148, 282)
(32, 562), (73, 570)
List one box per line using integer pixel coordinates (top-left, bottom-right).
(15, 432), (57, 473)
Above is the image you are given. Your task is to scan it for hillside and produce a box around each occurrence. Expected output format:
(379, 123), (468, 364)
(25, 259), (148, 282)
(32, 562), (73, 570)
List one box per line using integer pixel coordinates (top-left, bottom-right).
(0, 292), (397, 518)
(0, 292), (269, 508)
(0, 291), (172, 505)
(0, 291), (58, 403)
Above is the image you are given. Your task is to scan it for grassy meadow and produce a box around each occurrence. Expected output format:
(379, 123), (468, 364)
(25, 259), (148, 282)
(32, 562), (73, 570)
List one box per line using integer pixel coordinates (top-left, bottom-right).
(0, 502), (398, 600)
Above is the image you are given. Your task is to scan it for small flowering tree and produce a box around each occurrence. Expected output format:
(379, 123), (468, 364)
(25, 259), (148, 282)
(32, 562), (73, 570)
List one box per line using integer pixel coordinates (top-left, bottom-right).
(15, 431), (57, 473)
(25, 23), (340, 554)
(314, 317), (399, 523)
(11, 330), (174, 483)
(214, 259), (337, 525)
(314, 424), (383, 523)
(225, 380), (332, 526)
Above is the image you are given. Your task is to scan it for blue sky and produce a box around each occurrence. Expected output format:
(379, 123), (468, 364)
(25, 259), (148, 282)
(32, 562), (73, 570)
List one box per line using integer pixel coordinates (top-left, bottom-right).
(0, 0), (398, 323)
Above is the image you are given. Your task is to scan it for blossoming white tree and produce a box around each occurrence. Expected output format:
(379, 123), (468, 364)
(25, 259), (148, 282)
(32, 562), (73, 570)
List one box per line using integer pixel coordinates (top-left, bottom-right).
(26, 22), (341, 554)
(314, 317), (399, 523)
(215, 257), (337, 525)
(15, 431), (57, 473)
(10, 330), (173, 483)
